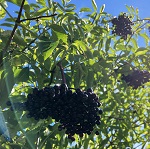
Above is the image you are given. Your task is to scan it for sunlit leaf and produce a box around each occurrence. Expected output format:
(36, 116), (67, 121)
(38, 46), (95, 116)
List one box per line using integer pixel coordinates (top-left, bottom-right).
(79, 7), (92, 12)
(99, 4), (105, 13)
(135, 47), (148, 57)
(91, 0), (97, 11)
(0, 2), (7, 19)
(43, 41), (59, 60)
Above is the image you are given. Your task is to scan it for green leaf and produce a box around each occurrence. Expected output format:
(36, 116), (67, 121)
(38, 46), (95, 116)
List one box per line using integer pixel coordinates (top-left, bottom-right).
(50, 24), (68, 44)
(7, 0), (28, 6)
(43, 41), (59, 60)
(86, 70), (94, 88)
(74, 62), (83, 88)
(13, 33), (27, 46)
(73, 40), (87, 52)
(139, 33), (149, 45)
(0, 2), (7, 19)
(33, 7), (49, 16)
(38, 36), (51, 53)
(14, 67), (29, 83)
(135, 47), (148, 57)
(36, 0), (46, 6)
(79, 7), (92, 12)
(91, 0), (97, 11)
(9, 95), (26, 102)
(65, 4), (76, 11)
(4, 65), (14, 94)
(105, 38), (111, 52)
(99, 4), (105, 13)
(144, 18), (150, 20)
(125, 5), (135, 14)
(85, 49), (93, 59)
(0, 23), (14, 27)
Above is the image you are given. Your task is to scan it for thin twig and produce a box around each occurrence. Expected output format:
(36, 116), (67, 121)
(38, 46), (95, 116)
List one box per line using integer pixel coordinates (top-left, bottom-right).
(3, 0), (26, 52)
(20, 14), (57, 22)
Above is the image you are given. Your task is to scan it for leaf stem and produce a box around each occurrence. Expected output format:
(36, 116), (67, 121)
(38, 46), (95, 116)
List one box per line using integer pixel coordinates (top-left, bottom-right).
(57, 60), (66, 84)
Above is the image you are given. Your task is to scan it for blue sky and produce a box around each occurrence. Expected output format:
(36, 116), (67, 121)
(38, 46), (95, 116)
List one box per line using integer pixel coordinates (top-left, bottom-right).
(55, 0), (150, 18)
(3, 0), (150, 19)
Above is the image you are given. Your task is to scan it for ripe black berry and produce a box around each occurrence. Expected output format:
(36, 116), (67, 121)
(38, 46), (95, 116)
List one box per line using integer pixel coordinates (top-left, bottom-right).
(111, 13), (133, 40)
(95, 131), (99, 135)
(99, 109), (103, 115)
(6, 101), (11, 106)
(121, 70), (150, 89)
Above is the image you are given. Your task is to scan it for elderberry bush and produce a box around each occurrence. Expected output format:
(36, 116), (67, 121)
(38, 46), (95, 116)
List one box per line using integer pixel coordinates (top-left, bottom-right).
(111, 13), (134, 40)
(121, 70), (150, 89)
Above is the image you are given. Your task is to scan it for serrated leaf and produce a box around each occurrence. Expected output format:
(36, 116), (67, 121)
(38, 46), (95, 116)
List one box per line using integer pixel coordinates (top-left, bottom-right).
(14, 67), (29, 83)
(50, 24), (68, 44)
(73, 40), (87, 51)
(135, 47), (148, 57)
(53, 30), (68, 44)
(43, 41), (59, 60)
(38, 36), (51, 53)
(79, 7), (92, 12)
(91, 0), (97, 11)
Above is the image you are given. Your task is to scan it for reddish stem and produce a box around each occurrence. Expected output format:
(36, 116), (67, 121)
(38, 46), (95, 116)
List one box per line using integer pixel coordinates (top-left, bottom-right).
(57, 62), (66, 84)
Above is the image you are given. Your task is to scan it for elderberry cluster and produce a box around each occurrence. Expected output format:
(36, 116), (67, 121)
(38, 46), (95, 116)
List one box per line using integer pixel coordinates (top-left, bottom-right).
(111, 13), (134, 40)
(56, 87), (102, 140)
(6, 84), (102, 140)
(121, 70), (150, 89)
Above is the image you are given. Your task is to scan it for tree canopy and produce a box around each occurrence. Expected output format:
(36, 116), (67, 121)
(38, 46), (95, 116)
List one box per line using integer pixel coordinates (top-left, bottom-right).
(0, 0), (150, 149)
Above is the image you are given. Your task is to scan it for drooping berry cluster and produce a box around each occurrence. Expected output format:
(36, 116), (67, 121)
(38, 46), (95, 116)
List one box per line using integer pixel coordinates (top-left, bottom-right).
(6, 84), (102, 140)
(56, 87), (102, 141)
(111, 13), (134, 40)
(121, 70), (150, 89)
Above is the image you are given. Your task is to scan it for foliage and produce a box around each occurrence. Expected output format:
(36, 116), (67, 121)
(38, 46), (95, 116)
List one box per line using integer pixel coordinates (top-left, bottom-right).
(0, 0), (150, 148)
